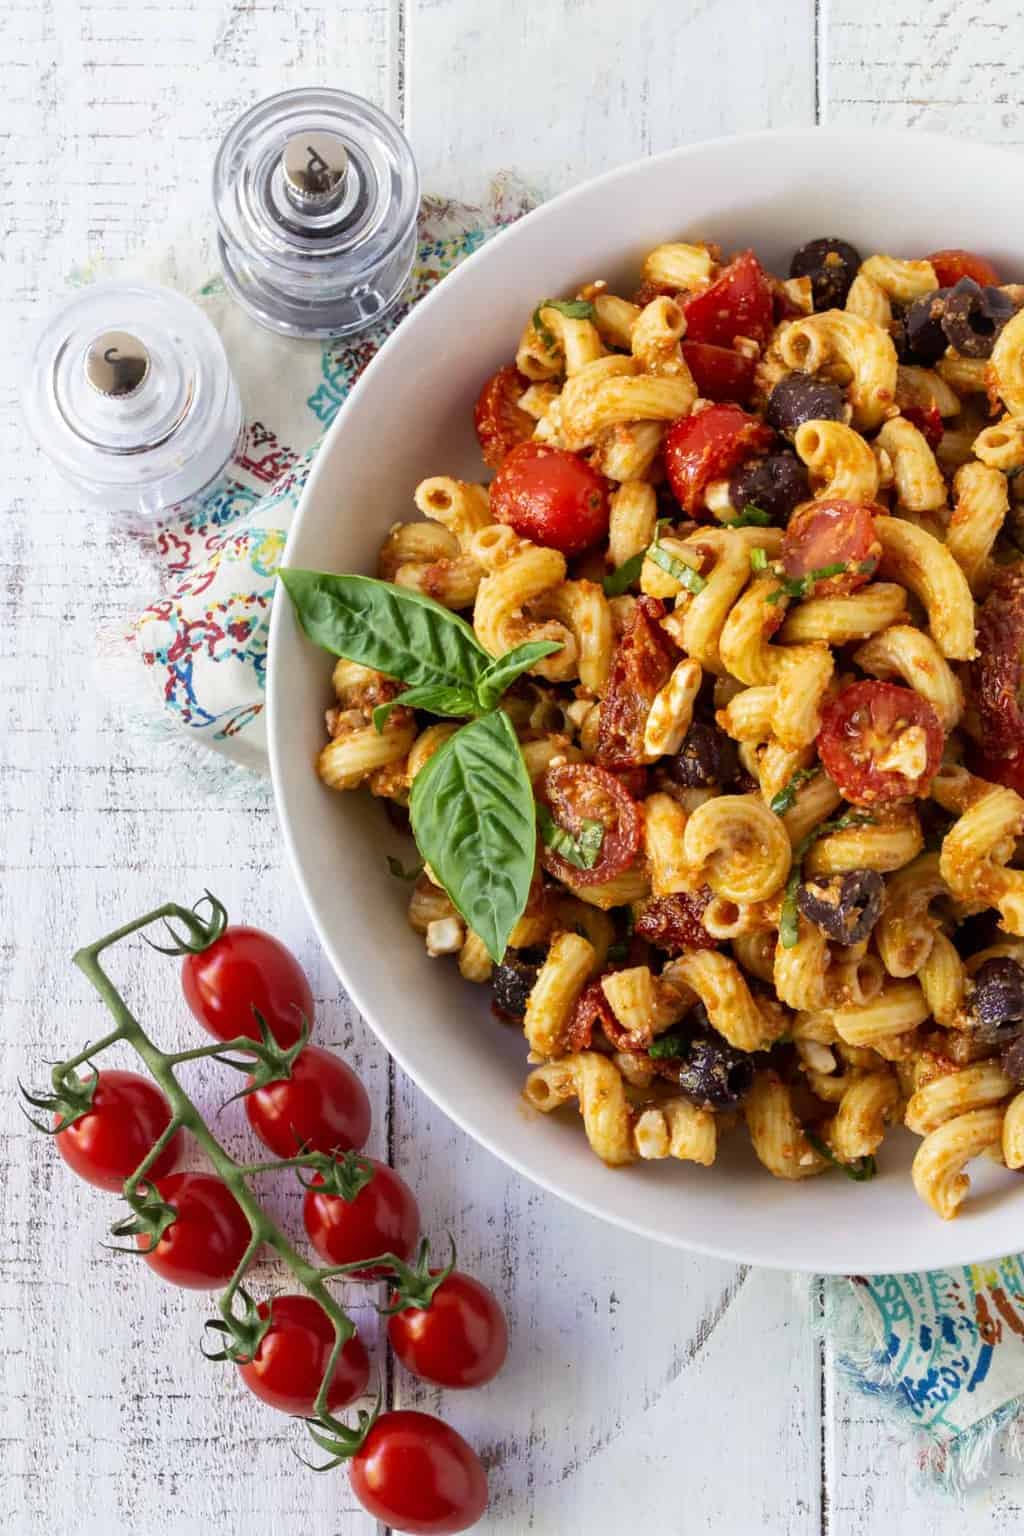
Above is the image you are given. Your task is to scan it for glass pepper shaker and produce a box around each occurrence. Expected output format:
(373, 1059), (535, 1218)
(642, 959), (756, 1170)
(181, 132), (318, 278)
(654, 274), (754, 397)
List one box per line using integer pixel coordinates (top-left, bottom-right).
(23, 280), (243, 525)
(212, 87), (420, 339)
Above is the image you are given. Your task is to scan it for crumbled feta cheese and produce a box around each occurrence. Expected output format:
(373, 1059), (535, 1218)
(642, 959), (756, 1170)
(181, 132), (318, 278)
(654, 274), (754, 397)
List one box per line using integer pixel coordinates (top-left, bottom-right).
(425, 917), (465, 957)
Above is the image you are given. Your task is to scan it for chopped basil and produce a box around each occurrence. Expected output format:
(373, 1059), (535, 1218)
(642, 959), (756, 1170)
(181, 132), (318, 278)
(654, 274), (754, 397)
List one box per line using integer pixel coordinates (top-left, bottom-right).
(726, 504), (772, 528)
(602, 549), (646, 597)
(779, 810), (876, 949)
(648, 1031), (690, 1060)
(766, 561), (850, 605)
(749, 546), (769, 572)
(648, 542), (706, 594)
(532, 298), (596, 349)
(387, 856), (424, 882)
(806, 1130), (877, 1182)
(536, 802), (605, 871)
(768, 767), (820, 817)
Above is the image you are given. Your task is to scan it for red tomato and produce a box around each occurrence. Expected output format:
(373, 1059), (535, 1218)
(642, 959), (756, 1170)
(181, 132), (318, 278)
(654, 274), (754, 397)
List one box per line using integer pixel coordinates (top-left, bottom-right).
(473, 364), (534, 470)
(489, 442), (610, 556)
(633, 889), (717, 952)
(596, 596), (680, 768)
(781, 500), (881, 597)
(972, 748), (1024, 796)
(138, 1173), (252, 1290)
(237, 1294), (369, 1416)
(902, 404), (945, 449)
(303, 1157), (420, 1280)
(928, 249), (1002, 288)
(663, 403), (774, 517)
(55, 1070), (182, 1193)
(681, 341), (756, 403)
(245, 1044), (371, 1159)
(969, 566), (1024, 758)
(181, 926), (312, 1049)
(538, 762), (642, 887)
(350, 1411), (488, 1535)
(388, 1271), (508, 1389)
(817, 681), (944, 806)
(681, 250), (774, 349)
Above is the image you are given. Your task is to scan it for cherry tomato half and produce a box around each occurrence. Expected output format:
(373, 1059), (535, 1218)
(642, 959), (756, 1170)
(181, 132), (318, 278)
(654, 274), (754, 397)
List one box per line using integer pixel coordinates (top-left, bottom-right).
(971, 747), (1024, 796)
(781, 500), (881, 597)
(817, 681), (944, 807)
(663, 403), (774, 517)
(969, 565), (1024, 759)
(681, 341), (756, 403)
(182, 925), (313, 1049)
(349, 1411), (488, 1535)
(473, 364), (534, 470)
(681, 250), (774, 349)
(596, 595), (680, 769)
(303, 1157), (420, 1280)
(490, 442), (610, 556)
(928, 248), (1002, 289)
(538, 762), (642, 887)
(389, 1271), (508, 1390)
(237, 1294), (369, 1416)
(55, 1070), (182, 1193)
(245, 1044), (371, 1159)
(138, 1172), (252, 1290)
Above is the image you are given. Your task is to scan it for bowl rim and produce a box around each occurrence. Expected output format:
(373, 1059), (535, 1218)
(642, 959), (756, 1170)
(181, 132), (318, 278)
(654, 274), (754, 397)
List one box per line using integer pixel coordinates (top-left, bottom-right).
(269, 125), (1024, 1272)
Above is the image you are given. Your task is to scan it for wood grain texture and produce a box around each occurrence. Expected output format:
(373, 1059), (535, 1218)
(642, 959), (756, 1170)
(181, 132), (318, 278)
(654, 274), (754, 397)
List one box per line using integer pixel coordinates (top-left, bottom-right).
(2, 0), (1024, 1532)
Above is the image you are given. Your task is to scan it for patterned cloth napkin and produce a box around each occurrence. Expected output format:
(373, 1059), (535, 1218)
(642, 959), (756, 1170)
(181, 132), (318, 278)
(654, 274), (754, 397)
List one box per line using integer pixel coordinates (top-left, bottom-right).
(125, 179), (1024, 1491)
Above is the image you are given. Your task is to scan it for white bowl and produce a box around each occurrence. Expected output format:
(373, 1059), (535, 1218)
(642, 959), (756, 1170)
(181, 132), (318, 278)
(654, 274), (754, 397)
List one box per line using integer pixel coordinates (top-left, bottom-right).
(269, 127), (1024, 1274)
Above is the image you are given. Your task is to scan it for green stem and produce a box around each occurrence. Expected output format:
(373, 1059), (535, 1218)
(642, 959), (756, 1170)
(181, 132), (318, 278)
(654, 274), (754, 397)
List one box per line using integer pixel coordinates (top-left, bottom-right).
(167, 1039), (277, 1067)
(123, 1115), (185, 1204)
(72, 906), (356, 1357)
(54, 1026), (126, 1083)
(219, 1231), (265, 1320)
(236, 1155), (318, 1176)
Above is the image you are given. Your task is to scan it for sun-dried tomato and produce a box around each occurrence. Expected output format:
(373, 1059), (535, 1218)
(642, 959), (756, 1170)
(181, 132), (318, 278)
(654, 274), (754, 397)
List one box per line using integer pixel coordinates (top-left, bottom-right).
(564, 979), (623, 1052)
(970, 565), (1024, 759)
(633, 889), (717, 952)
(596, 597), (679, 770)
(902, 404), (945, 450)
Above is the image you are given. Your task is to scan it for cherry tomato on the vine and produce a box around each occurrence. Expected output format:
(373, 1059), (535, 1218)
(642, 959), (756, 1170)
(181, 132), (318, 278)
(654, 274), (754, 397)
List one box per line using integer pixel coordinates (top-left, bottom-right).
(928, 248), (1002, 289)
(349, 1411), (488, 1535)
(55, 1070), (182, 1192)
(389, 1271), (508, 1390)
(781, 500), (881, 598)
(303, 1157), (420, 1280)
(245, 1044), (371, 1159)
(138, 1172), (252, 1290)
(181, 926), (313, 1049)
(681, 250), (774, 349)
(663, 403), (774, 517)
(473, 364), (534, 469)
(237, 1294), (369, 1416)
(489, 441), (610, 556)
(817, 681), (944, 807)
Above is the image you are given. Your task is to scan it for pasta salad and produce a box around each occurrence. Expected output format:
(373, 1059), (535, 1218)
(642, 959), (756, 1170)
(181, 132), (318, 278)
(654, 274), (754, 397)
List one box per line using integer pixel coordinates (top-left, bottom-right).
(281, 235), (1024, 1220)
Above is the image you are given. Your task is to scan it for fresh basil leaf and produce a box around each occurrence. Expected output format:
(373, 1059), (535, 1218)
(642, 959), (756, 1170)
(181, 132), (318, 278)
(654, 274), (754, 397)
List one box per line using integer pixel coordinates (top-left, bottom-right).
(279, 570), (489, 695)
(536, 803), (605, 871)
(806, 1130), (877, 1182)
(409, 711), (536, 964)
(648, 542), (706, 594)
(648, 1031), (689, 1060)
(768, 766), (820, 817)
(602, 549), (646, 597)
(749, 546), (769, 572)
(807, 562), (848, 585)
(725, 503), (772, 528)
(387, 856), (423, 881)
(532, 298), (596, 347)
(475, 640), (561, 711)
(372, 681), (481, 733)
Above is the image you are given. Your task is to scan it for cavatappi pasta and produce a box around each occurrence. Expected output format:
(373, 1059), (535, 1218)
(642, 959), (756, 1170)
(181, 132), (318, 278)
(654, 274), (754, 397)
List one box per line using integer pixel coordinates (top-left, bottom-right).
(309, 231), (1024, 1221)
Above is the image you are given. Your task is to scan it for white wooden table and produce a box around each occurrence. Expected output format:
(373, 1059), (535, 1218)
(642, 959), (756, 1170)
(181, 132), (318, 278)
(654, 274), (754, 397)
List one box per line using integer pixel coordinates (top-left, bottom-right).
(3, 1), (1024, 1531)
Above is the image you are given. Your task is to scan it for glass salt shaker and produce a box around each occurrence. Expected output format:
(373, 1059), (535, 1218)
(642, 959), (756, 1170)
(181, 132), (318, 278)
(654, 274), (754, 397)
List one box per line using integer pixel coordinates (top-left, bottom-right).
(212, 87), (420, 339)
(23, 281), (243, 525)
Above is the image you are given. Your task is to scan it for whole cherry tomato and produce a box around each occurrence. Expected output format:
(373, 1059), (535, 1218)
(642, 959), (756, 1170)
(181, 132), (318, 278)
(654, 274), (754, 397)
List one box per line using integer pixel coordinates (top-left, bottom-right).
(928, 248), (1002, 289)
(138, 1172), (252, 1290)
(303, 1157), (420, 1280)
(182, 926), (313, 1049)
(55, 1070), (182, 1193)
(663, 403), (773, 517)
(349, 1411), (488, 1535)
(237, 1294), (369, 1416)
(817, 681), (944, 807)
(681, 341), (756, 403)
(781, 500), (881, 597)
(388, 1271), (508, 1390)
(473, 364), (534, 469)
(681, 250), (774, 349)
(245, 1044), (371, 1159)
(489, 442), (610, 555)
(538, 762), (642, 887)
